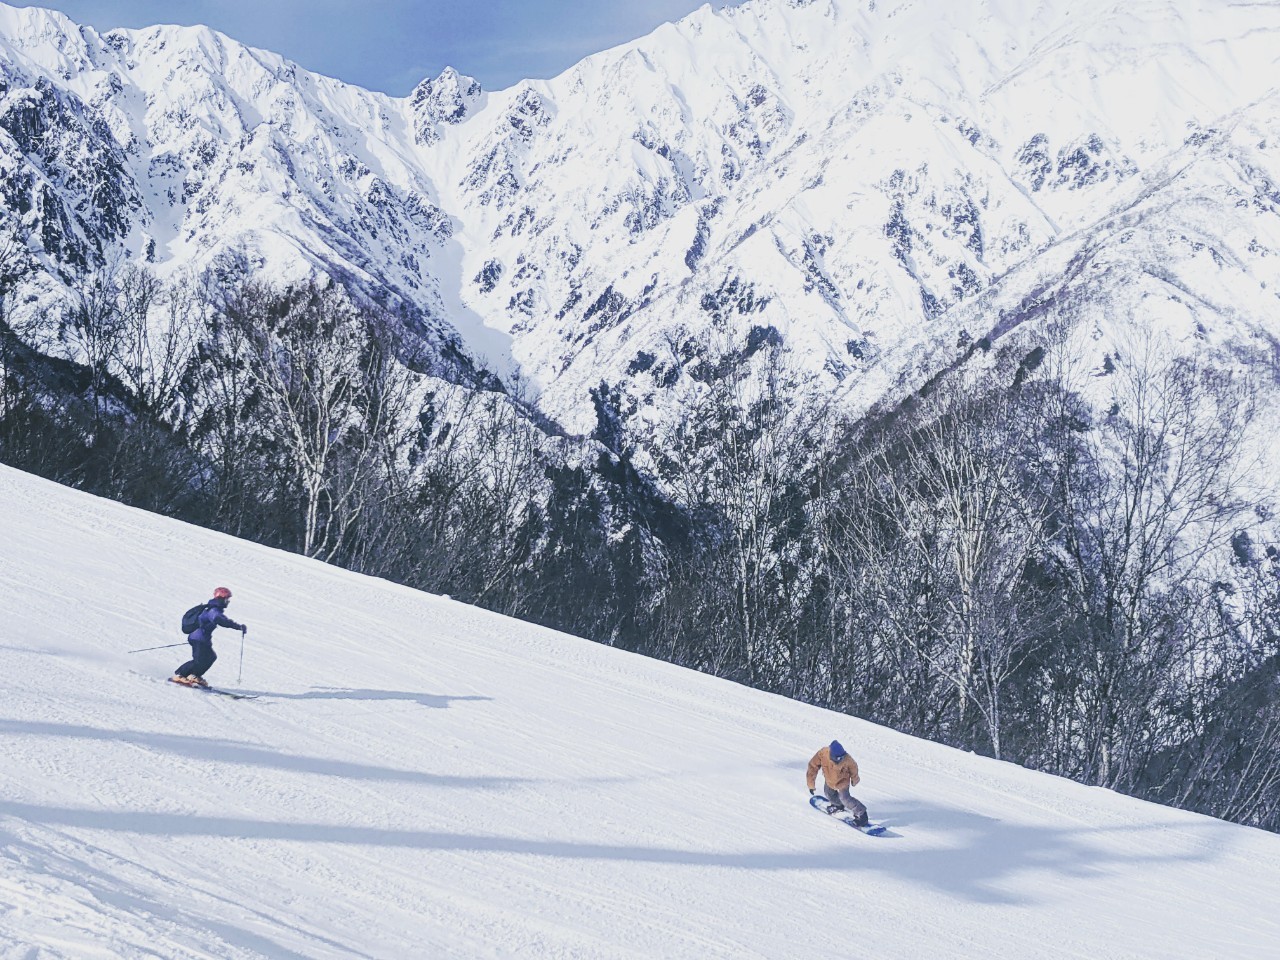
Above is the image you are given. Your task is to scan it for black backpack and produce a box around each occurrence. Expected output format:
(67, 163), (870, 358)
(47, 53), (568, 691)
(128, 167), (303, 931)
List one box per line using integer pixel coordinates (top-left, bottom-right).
(180, 603), (209, 634)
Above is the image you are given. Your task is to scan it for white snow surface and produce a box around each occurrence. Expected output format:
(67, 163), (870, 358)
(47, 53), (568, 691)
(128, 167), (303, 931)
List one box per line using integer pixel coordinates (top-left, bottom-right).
(1, 464), (1279, 959)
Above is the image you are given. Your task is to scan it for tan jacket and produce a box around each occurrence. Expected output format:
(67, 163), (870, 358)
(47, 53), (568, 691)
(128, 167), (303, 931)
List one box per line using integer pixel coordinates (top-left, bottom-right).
(806, 746), (860, 792)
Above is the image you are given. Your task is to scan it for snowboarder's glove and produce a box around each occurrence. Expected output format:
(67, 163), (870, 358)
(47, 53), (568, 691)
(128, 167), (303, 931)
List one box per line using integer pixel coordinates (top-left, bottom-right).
(809, 788), (815, 796)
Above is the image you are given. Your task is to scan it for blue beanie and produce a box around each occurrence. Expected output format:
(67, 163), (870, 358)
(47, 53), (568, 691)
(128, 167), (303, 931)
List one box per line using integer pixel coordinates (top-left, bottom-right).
(829, 740), (846, 760)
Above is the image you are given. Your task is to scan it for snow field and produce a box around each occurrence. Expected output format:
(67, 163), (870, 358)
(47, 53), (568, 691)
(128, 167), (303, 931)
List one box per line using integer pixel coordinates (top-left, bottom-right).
(1, 462), (1279, 958)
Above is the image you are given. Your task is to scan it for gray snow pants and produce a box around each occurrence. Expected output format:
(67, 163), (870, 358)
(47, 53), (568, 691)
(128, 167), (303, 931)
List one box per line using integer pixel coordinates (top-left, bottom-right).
(824, 784), (868, 826)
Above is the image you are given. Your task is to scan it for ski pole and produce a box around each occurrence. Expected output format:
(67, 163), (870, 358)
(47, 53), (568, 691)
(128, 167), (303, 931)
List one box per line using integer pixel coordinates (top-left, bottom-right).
(238, 628), (246, 684)
(127, 642), (189, 654)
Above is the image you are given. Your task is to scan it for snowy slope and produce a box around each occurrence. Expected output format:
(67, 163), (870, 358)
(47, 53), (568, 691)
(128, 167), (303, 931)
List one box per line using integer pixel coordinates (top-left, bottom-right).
(2, 464), (1279, 959)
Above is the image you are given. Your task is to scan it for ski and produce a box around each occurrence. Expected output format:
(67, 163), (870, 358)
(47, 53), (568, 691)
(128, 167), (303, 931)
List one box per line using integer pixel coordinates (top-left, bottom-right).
(167, 677), (259, 700)
(809, 795), (890, 836)
(200, 687), (259, 700)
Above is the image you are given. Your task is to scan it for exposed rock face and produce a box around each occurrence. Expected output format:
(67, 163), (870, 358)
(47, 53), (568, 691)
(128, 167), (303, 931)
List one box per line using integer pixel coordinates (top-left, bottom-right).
(0, 74), (141, 272)
(1, 0), (1280, 453)
(410, 67), (482, 145)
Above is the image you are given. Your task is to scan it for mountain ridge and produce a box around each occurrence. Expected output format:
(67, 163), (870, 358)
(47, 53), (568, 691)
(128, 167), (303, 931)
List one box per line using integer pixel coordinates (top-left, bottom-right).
(2, 0), (1280, 441)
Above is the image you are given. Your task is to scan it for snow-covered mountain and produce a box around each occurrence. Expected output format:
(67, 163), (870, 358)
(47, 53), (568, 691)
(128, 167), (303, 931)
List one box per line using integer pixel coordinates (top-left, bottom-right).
(2, 0), (1279, 437)
(3, 461), (1279, 958)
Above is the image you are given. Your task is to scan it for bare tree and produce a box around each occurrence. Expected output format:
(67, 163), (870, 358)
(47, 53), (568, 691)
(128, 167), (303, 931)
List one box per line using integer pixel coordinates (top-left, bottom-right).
(0, 225), (33, 439)
(826, 382), (1052, 756)
(1045, 347), (1258, 790)
(58, 258), (132, 438)
(230, 280), (393, 559)
(643, 326), (824, 686)
(191, 269), (268, 535)
(112, 266), (200, 424)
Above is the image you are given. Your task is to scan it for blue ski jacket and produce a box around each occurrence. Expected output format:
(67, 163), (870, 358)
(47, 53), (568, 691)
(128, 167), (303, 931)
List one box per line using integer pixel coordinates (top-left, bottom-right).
(188, 597), (243, 644)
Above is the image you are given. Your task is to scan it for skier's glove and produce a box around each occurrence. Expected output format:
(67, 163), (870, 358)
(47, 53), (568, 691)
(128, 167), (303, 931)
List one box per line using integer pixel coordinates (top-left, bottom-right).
(241, 625), (248, 636)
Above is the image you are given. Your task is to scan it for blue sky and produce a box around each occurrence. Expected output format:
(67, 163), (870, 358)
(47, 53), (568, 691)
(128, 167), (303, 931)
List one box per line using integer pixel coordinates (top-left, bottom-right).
(18, 1), (743, 93)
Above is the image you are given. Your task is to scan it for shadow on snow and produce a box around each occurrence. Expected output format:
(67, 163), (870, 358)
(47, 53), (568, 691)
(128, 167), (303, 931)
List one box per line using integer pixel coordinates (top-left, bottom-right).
(244, 687), (493, 709)
(0, 794), (1221, 907)
(0, 718), (522, 787)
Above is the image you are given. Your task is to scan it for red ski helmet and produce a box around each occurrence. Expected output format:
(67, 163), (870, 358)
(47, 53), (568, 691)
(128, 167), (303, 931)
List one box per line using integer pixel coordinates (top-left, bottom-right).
(212, 586), (233, 600)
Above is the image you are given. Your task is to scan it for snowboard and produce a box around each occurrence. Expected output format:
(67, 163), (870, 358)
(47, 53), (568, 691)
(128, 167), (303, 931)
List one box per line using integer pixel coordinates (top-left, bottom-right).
(167, 677), (259, 700)
(809, 794), (889, 836)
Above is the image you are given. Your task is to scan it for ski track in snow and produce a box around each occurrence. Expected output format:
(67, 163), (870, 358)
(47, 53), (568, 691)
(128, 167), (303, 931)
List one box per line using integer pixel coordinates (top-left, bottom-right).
(1, 463), (1279, 958)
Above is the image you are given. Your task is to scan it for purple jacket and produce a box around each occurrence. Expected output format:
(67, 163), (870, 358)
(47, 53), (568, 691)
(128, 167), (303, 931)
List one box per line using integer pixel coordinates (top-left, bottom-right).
(188, 597), (243, 644)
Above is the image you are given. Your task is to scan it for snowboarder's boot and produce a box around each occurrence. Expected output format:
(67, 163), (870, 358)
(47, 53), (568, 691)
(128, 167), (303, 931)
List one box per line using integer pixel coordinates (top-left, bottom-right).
(826, 803), (846, 815)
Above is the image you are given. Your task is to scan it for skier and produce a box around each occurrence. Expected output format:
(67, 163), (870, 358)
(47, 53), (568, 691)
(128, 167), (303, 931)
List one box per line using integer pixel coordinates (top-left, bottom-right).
(173, 586), (246, 688)
(806, 739), (869, 827)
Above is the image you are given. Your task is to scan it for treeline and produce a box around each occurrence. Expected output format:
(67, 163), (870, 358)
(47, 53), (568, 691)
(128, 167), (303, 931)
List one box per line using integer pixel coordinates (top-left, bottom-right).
(2, 242), (1277, 832)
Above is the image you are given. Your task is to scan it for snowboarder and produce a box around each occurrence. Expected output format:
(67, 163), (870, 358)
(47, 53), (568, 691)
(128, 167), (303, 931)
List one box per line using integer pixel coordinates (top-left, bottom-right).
(806, 739), (869, 827)
(174, 587), (246, 688)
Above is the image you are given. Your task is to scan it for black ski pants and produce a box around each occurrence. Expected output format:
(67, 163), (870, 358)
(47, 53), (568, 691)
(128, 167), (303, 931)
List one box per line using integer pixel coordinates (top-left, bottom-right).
(177, 639), (217, 678)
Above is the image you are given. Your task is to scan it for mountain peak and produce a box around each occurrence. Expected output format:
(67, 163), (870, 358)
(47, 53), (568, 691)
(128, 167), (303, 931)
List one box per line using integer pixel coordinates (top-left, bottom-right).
(0, 1), (97, 72)
(0, 1), (78, 39)
(409, 66), (483, 145)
